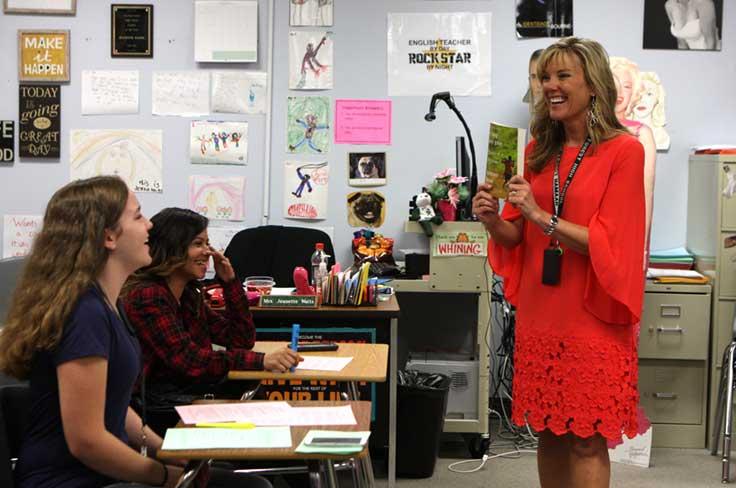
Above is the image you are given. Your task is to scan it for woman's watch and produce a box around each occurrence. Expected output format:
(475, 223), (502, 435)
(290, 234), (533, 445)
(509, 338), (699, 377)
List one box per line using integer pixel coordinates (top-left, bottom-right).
(544, 214), (559, 236)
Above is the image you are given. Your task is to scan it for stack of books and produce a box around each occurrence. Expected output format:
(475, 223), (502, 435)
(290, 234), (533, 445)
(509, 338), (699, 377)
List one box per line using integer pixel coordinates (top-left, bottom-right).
(320, 262), (378, 306)
(649, 247), (695, 270)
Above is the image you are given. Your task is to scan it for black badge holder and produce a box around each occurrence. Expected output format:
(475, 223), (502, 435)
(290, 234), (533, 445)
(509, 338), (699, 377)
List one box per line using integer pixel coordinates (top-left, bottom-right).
(542, 246), (563, 285)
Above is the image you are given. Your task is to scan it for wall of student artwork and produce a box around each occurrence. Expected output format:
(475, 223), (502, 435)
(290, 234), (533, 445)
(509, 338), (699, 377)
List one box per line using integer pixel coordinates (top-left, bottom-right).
(0, 0), (734, 267)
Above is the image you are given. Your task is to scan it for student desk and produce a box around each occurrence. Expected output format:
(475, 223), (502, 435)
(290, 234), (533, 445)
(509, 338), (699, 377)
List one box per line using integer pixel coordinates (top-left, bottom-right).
(158, 400), (372, 488)
(242, 298), (400, 488)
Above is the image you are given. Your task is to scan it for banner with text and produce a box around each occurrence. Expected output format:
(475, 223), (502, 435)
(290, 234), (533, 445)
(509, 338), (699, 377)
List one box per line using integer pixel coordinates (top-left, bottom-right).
(387, 12), (491, 96)
(432, 229), (488, 257)
(4, 215), (42, 258)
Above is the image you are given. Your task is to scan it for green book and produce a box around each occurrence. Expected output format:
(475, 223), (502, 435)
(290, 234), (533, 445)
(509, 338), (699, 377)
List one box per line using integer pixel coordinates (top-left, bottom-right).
(485, 122), (526, 199)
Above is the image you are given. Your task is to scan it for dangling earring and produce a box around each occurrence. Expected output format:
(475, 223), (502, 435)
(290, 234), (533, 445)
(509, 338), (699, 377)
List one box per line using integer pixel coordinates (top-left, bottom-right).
(587, 96), (599, 128)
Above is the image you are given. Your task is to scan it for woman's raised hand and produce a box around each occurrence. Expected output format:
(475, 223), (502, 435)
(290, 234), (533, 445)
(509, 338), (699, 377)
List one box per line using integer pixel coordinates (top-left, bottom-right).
(507, 175), (541, 221)
(210, 246), (236, 283)
(472, 183), (501, 227)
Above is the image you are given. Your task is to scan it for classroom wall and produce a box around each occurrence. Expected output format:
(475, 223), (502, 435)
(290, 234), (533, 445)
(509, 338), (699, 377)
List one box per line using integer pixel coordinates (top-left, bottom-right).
(0, 0), (734, 268)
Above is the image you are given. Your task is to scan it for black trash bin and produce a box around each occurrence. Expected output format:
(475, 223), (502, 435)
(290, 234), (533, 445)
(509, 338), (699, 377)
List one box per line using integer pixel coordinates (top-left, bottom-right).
(396, 370), (451, 478)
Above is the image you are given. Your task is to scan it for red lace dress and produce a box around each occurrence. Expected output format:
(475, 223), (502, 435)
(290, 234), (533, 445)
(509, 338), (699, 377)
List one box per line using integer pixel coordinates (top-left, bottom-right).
(489, 134), (646, 442)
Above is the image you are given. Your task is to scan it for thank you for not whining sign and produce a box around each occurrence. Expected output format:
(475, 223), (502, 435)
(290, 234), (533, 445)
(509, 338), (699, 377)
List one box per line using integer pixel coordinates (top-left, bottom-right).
(432, 229), (488, 257)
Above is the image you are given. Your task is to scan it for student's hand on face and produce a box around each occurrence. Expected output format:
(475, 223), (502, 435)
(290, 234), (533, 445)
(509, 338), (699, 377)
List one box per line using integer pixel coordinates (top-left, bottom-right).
(210, 246), (236, 283)
(506, 175), (541, 220)
(263, 347), (303, 373)
(472, 183), (501, 227)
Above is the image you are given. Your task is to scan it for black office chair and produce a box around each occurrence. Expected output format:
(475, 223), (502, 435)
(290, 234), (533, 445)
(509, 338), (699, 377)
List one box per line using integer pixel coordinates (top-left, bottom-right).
(0, 384), (31, 488)
(225, 226), (336, 287)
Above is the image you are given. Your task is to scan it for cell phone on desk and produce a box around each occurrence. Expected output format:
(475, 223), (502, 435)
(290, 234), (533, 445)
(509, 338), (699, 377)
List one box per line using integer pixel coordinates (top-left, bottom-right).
(306, 437), (363, 446)
(297, 342), (339, 352)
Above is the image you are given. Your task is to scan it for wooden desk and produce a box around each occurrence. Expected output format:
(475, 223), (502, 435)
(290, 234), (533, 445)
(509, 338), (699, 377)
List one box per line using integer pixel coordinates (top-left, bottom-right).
(247, 296), (400, 488)
(229, 341), (388, 383)
(158, 401), (372, 488)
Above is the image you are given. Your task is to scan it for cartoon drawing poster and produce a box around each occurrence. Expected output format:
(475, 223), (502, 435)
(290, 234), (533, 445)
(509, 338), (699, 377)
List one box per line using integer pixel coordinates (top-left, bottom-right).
(290, 0), (333, 27)
(284, 161), (328, 220)
(189, 175), (245, 221)
(287, 96), (330, 154)
(190, 121), (248, 165)
(289, 30), (333, 90)
(70, 129), (163, 193)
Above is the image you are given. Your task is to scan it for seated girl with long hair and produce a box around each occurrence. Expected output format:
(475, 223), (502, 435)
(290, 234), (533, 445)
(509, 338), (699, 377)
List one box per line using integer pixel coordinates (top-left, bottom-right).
(0, 176), (181, 487)
(123, 208), (301, 431)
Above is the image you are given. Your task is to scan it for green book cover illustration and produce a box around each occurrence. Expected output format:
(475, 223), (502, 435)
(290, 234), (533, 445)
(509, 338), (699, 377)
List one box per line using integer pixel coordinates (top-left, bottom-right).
(485, 122), (526, 199)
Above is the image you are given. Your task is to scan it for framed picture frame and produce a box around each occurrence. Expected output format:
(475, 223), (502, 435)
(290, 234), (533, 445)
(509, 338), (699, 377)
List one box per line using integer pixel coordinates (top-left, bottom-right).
(3, 0), (76, 15)
(18, 30), (70, 83)
(348, 152), (387, 187)
(111, 4), (154, 58)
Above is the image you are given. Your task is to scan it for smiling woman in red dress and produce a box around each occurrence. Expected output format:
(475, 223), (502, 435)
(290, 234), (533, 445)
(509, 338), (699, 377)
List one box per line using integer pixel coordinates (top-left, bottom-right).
(472, 37), (646, 488)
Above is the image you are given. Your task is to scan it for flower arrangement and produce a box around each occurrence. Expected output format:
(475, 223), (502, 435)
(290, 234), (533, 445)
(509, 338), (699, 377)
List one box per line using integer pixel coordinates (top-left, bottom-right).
(424, 168), (469, 221)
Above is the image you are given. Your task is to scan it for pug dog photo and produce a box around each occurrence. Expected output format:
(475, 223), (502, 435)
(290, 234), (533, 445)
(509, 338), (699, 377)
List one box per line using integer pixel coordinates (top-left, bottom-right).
(347, 191), (386, 227)
(348, 152), (386, 187)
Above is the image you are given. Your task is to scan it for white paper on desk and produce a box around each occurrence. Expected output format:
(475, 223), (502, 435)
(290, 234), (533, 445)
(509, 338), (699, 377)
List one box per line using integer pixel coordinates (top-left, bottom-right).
(646, 268), (705, 279)
(287, 406), (357, 426)
(152, 71), (210, 116)
(81, 70), (139, 115)
(296, 356), (353, 372)
(176, 401), (293, 425)
(162, 426), (292, 450)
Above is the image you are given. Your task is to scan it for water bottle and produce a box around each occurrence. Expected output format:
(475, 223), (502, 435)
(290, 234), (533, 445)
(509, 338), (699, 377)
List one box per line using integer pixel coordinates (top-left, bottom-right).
(310, 243), (326, 293)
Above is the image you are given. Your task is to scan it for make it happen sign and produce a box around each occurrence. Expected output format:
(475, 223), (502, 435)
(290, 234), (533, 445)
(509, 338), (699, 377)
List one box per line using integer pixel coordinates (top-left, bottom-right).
(18, 30), (70, 83)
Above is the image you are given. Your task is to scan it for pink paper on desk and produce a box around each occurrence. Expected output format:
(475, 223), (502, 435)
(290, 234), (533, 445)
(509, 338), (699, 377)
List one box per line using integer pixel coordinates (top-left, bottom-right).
(334, 99), (391, 144)
(175, 401), (293, 425)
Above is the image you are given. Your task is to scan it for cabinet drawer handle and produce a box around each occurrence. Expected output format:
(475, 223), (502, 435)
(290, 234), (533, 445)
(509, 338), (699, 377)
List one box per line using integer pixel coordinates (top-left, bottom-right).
(656, 326), (684, 334)
(654, 392), (678, 399)
(660, 304), (681, 318)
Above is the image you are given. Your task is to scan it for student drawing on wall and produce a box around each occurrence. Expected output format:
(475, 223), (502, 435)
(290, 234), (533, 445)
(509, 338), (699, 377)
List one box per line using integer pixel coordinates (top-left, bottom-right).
(196, 135), (210, 156)
(218, 132), (230, 149)
(230, 132), (241, 148)
(298, 36), (328, 89)
(289, 114), (329, 153)
(211, 132), (220, 151)
(292, 166), (313, 198)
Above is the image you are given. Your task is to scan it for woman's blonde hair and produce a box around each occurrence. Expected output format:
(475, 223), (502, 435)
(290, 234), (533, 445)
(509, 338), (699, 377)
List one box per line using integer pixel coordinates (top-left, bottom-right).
(0, 176), (129, 379)
(636, 71), (667, 127)
(609, 56), (642, 115)
(529, 37), (628, 172)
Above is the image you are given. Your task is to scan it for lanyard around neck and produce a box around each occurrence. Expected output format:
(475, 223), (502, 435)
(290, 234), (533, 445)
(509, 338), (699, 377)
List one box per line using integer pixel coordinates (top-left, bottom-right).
(553, 137), (592, 217)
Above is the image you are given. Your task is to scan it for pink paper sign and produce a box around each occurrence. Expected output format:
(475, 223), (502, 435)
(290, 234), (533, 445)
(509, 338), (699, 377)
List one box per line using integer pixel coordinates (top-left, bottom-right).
(334, 99), (391, 145)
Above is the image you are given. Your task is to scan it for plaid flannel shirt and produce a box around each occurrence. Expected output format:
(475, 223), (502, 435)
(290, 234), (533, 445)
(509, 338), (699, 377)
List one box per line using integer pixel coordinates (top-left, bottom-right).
(123, 278), (264, 383)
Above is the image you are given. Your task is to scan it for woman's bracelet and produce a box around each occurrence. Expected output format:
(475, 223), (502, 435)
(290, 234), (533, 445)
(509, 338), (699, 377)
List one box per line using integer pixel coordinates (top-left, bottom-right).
(158, 461), (168, 487)
(543, 214), (559, 236)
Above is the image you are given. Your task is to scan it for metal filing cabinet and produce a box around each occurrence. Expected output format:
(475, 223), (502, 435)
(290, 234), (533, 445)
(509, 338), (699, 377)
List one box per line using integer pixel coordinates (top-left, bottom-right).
(639, 282), (711, 448)
(686, 154), (736, 449)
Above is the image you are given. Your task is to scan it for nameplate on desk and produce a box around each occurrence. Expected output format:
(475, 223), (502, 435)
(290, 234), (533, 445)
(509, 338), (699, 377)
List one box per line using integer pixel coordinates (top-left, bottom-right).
(260, 295), (319, 308)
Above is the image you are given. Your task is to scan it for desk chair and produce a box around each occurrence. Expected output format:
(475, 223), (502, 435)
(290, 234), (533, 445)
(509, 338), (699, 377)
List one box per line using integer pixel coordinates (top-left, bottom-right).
(712, 314), (736, 483)
(0, 385), (30, 488)
(225, 226), (335, 287)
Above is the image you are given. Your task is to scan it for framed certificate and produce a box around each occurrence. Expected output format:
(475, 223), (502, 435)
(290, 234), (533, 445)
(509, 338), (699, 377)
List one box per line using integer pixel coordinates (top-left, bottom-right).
(111, 4), (153, 58)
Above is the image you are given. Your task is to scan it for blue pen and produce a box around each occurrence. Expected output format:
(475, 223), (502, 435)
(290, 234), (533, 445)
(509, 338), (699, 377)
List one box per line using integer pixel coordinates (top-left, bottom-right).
(290, 323), (300, 372)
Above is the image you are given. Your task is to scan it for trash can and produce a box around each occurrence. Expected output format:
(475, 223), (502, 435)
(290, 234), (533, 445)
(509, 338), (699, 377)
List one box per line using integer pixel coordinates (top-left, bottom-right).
(396, 370), (452, 478)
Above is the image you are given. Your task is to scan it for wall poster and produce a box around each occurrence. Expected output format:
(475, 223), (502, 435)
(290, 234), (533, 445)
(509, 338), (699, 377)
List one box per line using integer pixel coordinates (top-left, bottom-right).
(387, 12), (491, 96)
(0, 121), (14, 163)
(18, 29), (70, 82)
(18, 84), (60, 158)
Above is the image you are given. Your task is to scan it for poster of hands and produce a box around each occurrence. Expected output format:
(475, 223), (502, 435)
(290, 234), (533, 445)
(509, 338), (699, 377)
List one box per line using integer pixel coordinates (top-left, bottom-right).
(190, 121), (248, 165)
(189, 175), (245, 221)
(290, 0), (333, 26)
(70, 129), (163, 192)
(284, 161), (329, 220)
(289, 31), (333, 90)
(610, 57), (670, 150)
(287, 96), (330, 154)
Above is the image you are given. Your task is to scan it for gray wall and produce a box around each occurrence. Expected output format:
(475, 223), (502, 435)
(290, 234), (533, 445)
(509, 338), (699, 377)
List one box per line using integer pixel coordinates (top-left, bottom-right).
(1, 0), (734, 267)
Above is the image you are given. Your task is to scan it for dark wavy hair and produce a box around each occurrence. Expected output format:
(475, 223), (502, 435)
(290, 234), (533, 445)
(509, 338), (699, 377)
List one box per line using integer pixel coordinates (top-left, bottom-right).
(125, 208), (208, 292)
(0, 176), (129, 379)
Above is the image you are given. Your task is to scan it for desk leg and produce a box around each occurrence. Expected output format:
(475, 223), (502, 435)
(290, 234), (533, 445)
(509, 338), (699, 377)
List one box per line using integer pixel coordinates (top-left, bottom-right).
(308, 460), (323, 488)
(389, 317), (397, 488)
(322, 459), (339, 487)
(175, 459), (209, 488)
